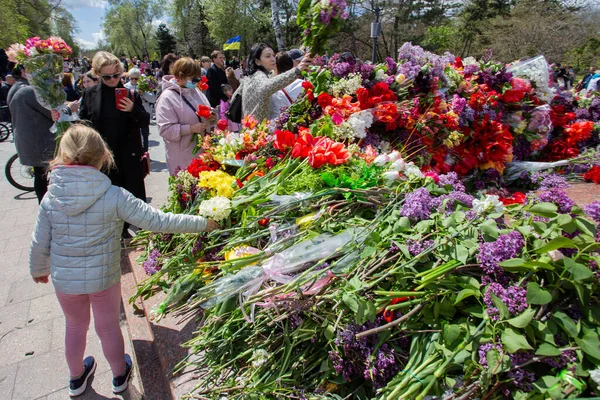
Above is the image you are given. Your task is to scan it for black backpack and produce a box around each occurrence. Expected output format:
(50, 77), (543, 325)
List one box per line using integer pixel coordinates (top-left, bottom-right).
(226, 81), (243, 123)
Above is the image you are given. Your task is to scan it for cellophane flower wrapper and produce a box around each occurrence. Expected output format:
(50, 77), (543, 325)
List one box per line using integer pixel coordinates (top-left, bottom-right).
(24, 53), (77, 136)
(506, 55), (554, 102)
(187, 229), (363, 317)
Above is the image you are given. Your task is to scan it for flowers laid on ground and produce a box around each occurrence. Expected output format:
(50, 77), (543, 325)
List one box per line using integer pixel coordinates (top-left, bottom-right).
(130, 43), (600, 399)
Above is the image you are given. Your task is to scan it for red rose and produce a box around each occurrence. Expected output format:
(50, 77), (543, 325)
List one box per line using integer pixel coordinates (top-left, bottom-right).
(273, 130), (296, 151)
(584, 166), (600, 184)
(217, 119), (228, 131)
(196, 105), (211, 119)
(317, 92), (333, 108)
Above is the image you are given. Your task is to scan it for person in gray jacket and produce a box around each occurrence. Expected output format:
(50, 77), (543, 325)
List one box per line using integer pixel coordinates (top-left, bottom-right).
(29, 125), (219, 396)
(7, 67), (55, 202)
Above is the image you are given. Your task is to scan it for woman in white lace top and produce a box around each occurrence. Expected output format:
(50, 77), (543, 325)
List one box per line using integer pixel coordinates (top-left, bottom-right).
(241, 43), (312, 122)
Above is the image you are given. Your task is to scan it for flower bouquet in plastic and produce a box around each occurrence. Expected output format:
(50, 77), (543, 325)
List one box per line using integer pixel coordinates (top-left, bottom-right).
(297, 0), (349, 55)
(7, 37), (76, 139)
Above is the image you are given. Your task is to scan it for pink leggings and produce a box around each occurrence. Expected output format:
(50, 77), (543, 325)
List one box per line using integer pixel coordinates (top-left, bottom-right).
(55, 282), (126, 378)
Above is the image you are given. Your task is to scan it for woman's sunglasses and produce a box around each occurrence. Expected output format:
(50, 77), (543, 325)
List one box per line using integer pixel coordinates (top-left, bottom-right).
(101, 73), (122, 81)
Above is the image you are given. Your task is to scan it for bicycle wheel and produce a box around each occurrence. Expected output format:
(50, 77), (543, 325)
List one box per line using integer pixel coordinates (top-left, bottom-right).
(5, 153), (35, 192)
(0, 122), (10, 142)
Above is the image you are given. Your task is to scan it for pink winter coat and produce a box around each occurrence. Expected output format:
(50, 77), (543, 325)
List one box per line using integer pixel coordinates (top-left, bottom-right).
(155, 75), (211, 175)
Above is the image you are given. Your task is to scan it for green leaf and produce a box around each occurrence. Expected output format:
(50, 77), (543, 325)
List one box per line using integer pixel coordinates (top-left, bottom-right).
(486, 349), (512, 374)
(535, 343), (562, 357)
(393, 217), (411, 233)
(349, 276), (364, 291)
(563, 257), (594, 281)
(443, 324), (462, 347)
(529, 202), (558, 218)
(533, 375), (560, 393)
(501, 328), (533, 353)
(552, 311), (579, 338)
(479, 219), (498, 239)
(556, 214), (573, 227)
(361, 246), (377, 259)
(342, 293), (359, 313)
(454, 289), (477, 305)
(491, 293), (510, 320)
(574, 217), (596, 237)
(535, 237), (577, 254)
(527, 282), (552, 305)
(575, 331), (600, 360)
(325, 324), (335, 340)
(506, 308), (535, 328)
(455, 244), (469, 264)
(499, 258), (531, 273)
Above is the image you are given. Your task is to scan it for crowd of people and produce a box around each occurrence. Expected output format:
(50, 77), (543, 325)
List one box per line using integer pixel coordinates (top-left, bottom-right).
(3, 40), (600, 397)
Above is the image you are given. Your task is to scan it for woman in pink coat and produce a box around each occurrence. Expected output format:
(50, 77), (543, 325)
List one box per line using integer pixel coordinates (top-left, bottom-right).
(155, 58), (212, 175)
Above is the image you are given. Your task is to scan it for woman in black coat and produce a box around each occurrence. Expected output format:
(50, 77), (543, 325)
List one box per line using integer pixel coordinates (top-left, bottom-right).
(79, 51), (149, 213)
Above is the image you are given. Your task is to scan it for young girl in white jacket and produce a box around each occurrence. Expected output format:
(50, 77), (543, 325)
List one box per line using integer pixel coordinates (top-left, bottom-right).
(29, 125), (218, 396)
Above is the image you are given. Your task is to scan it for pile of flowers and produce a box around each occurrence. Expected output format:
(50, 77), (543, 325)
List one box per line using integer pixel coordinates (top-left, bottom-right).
(129, 43), (600, 399)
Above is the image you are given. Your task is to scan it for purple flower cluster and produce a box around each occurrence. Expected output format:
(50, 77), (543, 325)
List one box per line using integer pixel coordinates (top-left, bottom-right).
(451, 94), (467, 114)
(512, 136), (533, 161)
(332, 61), (351, 78)
(143, 249), (161, 275)
(543, 350), (577, 369)
(361, 132), (381, 149)
(538, 188), (575, 213)
(330, 318), (404, 388)
(477, 231), (525, 276)
(319, 0), (348, 25)
(360, 63), (375, 80)
(476, 67), (513, 92)
(475, 168), (503, 190)
(433, 191), (474, 213)
(385, 57), (397, 75)
(397, 42), (454, 81)
(192, 237), (204, 257)
(407, 239), (434, 256)
(584, 201), (600, 222)
(478, 342), (501, 367)
(400, 188), (433, 221)
(531, 172), (569, 191)
(463, 63), (480, 75)
(507, 368), (536, 391)
(483, 282), (528, 320)
(438, 171), (466, 192)
(459, 105), (476, 126)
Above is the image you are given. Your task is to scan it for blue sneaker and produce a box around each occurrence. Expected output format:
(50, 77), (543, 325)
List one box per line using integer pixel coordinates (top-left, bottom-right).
(112, 354), (133, 394)
(69, 356), (96, 397)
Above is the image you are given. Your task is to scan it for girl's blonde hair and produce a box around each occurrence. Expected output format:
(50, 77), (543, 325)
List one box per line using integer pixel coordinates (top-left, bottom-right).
(92, 51), (123, 76)
(50, 124), (115, 170)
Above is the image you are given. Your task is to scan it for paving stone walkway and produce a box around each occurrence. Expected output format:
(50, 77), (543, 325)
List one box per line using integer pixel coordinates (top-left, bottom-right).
(0, 124), (169, 400)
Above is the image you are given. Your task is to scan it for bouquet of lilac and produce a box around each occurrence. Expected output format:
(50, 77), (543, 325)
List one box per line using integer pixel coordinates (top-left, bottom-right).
(297, 0), (349, 55)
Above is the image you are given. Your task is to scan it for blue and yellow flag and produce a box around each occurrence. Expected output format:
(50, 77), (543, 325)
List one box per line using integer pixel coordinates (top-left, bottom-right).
(223, 35), (241, 51)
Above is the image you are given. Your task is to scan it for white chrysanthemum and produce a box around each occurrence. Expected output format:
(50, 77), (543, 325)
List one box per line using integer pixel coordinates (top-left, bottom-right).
(472, 195), (504, 214)
(251, 349), (269, 368)
(198, 196), (232, 221)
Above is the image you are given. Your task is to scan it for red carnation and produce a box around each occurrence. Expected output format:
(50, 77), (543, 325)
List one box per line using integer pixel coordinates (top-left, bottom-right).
(317, 92), (333, 109)
(584, 166), (600, 184)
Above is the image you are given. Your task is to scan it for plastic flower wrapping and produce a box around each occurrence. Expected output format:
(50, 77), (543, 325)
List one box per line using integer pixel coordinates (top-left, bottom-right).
(130, 43), (600, 399)
(7, 36), (76, 137)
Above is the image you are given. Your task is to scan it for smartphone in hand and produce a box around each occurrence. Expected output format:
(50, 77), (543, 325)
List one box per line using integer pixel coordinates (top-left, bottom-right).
(115, 88), (127, 110)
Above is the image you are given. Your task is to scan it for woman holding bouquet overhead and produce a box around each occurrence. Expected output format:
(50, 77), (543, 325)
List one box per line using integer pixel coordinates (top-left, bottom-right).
(155, 57), (213, 175)
(240, 43), (313, 122)
(79, 51), (149, 238)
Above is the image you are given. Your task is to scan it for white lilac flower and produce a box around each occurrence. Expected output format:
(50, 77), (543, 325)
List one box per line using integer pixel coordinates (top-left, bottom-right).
(382, 170), (400, 182)
(390, 159), (405, 171)
(379, 140), (391, 153)
(404, 162), (423, 179)
(373, 154), (390, 166)
(330, 73), (363, 97)
(472, 195), (504, 214)
(251, 349), (270, 368)
(198, 196), (232, 221)
(591, 367), (600, 386)
(176, 170), (199, 193)
(375, 68), (386, 81)
(346, 111), (373, 139)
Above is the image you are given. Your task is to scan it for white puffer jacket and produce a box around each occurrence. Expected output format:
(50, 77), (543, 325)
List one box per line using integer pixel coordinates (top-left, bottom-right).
(30, 165), (209, 294)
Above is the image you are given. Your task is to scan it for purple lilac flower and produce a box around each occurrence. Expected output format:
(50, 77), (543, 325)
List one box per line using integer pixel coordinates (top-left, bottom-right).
(483, 282), (528, 320)
(538, 188), (575, 213)
(143, 249), (161, 275)
(463, 63), (480, 75)
(400, 188), (434, 221)
(512, 136), (532, 161)
(385, 57), (397, 75)
(475, 168), (503, 190)
(360, 63), (375, 80)
(543, 350), (577, 368)
(192, 237), (204, 256)
(459, 105), (476, 126)
(478, 342), (501, 367)
(584, 201), (600, 222)
(332, 61), (351, 78)
(398, 60), (421, 79)
(507, 368), (536, 391)
(477, 232), (525, 276)
(575, 108), (591, 120)
(451, 94), (467, 115)
(531, 172), (569, 191)
(590, 259), (600, 279)
(389, 244), (399, 254)
(438, 171), (466, 192)
(476, 67), (512, 93)
(407, 239), (434, 256)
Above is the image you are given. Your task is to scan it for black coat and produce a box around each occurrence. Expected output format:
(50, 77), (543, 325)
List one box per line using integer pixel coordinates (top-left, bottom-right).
(206, 64), (228, 107)
(79, 82), (149, 201)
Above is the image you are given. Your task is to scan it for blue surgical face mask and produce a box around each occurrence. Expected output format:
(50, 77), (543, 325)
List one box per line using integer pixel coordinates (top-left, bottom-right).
(185, 80), (196, 89)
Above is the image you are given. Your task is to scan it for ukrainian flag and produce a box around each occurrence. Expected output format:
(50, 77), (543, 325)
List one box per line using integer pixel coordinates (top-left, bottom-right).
(223, 35), (241, 51)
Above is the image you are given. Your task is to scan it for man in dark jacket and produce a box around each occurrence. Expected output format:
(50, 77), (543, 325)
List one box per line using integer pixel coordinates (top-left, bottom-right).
(206, 50), (228, 107)
(7, 71), (55, 202)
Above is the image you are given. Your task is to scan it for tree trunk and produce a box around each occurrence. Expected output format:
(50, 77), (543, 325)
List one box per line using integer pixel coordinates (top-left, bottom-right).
(271, 0), (286, 51)
(393, 15), (399, 60)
